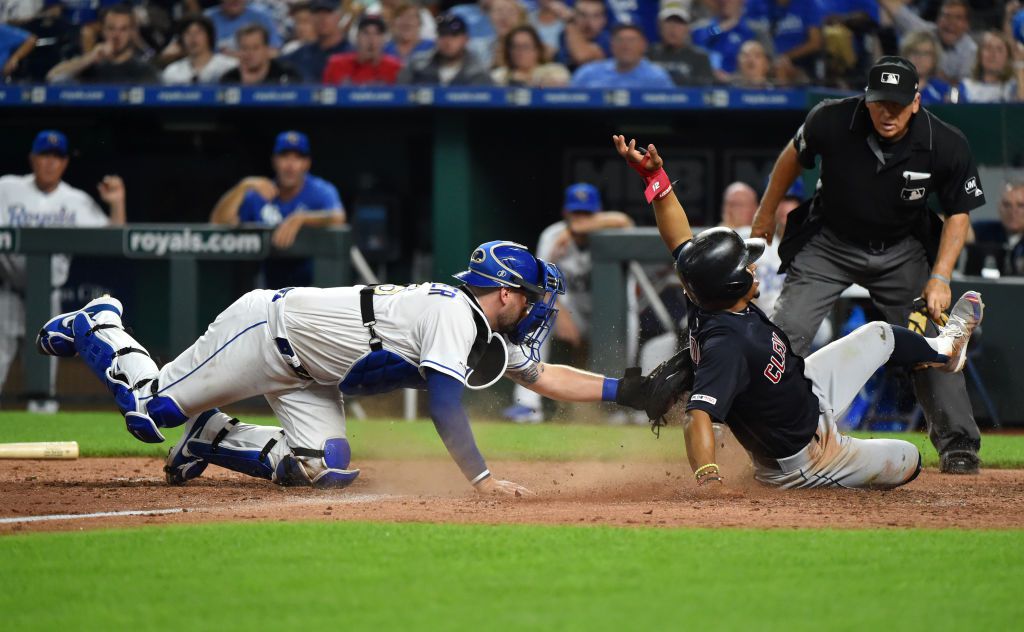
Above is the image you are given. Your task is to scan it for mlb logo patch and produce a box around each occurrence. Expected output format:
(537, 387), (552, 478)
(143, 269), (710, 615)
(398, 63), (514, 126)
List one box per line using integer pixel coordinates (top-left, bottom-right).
(964, 177), (982, 196)
(881, 72), (900, 85)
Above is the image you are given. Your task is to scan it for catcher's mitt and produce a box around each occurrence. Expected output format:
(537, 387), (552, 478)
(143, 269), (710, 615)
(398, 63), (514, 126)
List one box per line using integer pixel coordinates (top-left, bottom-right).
(615, 345), (694, 436)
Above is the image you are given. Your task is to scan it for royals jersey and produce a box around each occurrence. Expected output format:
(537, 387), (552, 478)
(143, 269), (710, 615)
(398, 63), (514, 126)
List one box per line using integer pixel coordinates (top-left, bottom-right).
(275, 283), (528, 392)
(0, 174), (109, 289)
(685, 299), (819, 459)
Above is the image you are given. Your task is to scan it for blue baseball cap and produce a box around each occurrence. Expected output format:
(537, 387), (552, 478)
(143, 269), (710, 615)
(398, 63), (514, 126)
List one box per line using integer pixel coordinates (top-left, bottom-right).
(563, 183), (601, 213)
(273, 131), (310, 156)
(31, 130), (68, 156)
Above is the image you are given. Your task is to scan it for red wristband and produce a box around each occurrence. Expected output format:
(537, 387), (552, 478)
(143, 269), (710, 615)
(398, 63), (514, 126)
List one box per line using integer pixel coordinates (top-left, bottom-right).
(628, 154), (672, 203)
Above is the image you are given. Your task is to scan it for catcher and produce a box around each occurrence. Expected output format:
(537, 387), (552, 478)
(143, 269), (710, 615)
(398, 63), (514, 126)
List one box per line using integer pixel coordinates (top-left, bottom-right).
(612, 135), (985, 490)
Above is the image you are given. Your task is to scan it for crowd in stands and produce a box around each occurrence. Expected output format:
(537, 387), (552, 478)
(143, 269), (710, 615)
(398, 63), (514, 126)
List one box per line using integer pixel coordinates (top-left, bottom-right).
(1, 0), (1022, 101)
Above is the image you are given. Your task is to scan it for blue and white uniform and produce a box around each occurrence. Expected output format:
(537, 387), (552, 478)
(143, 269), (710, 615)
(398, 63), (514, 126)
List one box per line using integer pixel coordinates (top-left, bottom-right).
(39, 241), (563, 489)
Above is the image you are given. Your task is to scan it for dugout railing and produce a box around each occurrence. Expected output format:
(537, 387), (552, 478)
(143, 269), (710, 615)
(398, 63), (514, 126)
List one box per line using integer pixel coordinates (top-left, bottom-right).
(6, 225), (352, 400)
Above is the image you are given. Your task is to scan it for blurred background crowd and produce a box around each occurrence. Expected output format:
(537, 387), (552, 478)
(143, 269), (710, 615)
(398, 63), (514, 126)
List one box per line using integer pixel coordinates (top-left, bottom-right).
(1, 0), (1023, 101)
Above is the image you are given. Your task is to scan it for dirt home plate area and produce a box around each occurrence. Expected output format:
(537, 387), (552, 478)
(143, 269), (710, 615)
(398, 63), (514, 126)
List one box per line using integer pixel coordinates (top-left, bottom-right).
(2, 457), (1022, 534)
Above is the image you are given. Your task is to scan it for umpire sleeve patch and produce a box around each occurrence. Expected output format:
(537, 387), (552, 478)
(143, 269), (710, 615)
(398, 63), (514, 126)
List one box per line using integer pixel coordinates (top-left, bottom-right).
(691, 393), (718, 405)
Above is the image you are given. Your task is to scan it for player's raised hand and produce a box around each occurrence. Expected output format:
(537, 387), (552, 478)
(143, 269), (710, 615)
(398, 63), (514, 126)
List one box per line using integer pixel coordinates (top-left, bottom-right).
(611, 135), (664, 171)
(97, 175), (125, 206)
(475, 476), (536, 498)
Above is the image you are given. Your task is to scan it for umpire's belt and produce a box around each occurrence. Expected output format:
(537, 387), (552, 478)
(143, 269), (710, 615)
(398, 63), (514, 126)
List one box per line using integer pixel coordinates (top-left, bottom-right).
(832, 230), (908, 255)
(275, 337), (313, 380)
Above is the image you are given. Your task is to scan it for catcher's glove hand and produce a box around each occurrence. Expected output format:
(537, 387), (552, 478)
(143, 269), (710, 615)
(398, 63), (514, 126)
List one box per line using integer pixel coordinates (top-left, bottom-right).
(615, 345), (694, 436)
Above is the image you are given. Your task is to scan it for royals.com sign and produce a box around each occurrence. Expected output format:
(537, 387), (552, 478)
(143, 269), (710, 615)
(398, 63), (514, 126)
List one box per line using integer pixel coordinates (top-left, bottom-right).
(123, 227), (268, 259)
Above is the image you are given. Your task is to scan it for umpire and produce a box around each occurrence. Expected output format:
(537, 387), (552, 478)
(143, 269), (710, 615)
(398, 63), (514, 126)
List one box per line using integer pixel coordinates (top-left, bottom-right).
(751, 56), (986, 474)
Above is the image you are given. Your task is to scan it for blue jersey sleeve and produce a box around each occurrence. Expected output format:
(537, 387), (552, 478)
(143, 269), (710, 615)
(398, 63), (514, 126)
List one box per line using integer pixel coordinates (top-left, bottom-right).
(309, 177), (343, 211)
(425, 369), (489, 482)
(238, 190), (267, 223)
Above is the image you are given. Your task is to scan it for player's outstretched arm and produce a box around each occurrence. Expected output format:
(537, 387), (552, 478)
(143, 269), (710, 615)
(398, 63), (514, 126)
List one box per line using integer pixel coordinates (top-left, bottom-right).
(425, 369), (533, 497)
(685, 409), (730, 491)
(507, 361), (606, 401)
(612, 135), (693, 252)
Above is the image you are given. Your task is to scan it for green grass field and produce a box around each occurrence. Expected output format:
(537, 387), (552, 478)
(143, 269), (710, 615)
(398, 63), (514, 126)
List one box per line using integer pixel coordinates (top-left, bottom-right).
(1, 522), (1022, 631)
(1, 410), (1023, 467)
(2, 412), (1022, 630)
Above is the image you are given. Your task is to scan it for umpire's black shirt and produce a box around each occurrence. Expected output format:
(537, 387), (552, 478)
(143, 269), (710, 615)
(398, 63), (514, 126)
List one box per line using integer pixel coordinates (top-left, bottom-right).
(794, 96), (986, 243)
(683, 299), (820, 460)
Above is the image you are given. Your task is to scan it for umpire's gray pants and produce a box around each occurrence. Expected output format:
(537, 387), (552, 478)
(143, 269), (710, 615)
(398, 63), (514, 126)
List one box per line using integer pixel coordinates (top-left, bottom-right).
(770, 228), (980, 456)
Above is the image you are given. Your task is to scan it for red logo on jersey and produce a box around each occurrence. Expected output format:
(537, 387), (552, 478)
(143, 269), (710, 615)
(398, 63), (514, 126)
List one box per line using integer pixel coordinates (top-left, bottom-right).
(763, 332), (786, 384)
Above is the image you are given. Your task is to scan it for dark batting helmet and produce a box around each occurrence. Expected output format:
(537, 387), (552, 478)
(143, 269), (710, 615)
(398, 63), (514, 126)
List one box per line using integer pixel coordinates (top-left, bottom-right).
(674, 227), (765, 308)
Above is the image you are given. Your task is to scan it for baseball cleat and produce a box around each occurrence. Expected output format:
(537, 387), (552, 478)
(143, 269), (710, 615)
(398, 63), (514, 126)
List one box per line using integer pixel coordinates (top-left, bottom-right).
(502, 404), (543, 424)
(164, 409), (218, 485)
(36, 295), (123, 357)
(934, 291), (984, 373)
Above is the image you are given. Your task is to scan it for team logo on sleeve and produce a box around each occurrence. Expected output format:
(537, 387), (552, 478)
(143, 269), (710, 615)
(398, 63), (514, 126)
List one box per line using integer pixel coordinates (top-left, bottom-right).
(964, 177), (982, 197)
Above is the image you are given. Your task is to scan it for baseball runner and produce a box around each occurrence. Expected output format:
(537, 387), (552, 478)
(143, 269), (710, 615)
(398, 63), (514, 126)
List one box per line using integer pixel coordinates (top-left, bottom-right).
(37, 240), (675, 495)
(612, 135), (985, 490)
(0, 130), (127, 396)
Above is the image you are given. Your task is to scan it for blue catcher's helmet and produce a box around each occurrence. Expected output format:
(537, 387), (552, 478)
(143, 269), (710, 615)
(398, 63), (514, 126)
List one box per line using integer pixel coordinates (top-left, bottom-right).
(454, 240), (565, 362)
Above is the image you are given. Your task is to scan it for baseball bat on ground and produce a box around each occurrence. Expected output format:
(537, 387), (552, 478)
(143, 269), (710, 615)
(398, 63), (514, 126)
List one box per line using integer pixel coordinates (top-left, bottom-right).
(0, 441), (79, 459)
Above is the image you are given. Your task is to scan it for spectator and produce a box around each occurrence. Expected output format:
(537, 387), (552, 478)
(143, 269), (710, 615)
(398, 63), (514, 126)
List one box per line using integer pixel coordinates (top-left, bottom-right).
(161, 15), (238, 84)
(0, 22), (37, 80)
(691, 0), (764, 80)
(469, 0), (527, 68)
(205, 0), (282, 53)
(491, 23), (569, 86)
(47, 4), (158, 83)
(819, 0), (880, 86)
(570, 23), (674, 88)
(647, 4), (714, 86)
(13, 0), (79, 82)
(604, 0), (660, 43)
(62, 0), (118, 52)
(953, 30), (1022, 102)
(209, 131), (345, 288)
(747, 0), (824, 83)
(363, 0), (437, 41)
(503, 183), (636, 423)
(382, 2), (435, 63)
(556, 0), (610, 70)
(880, 0), (976, 83)
(220, 23), (301, 84)
(450, 0), (496, 42)
(530, 0), (571, 54)
(281, 2), (316, 55)
(901, 30), (950, 103)
(730, 38), (774, 86)
(398, 13), (492, 86)
(322, 15), (400, 84)
(0, 130), (127, 398)
(967, 182), (1024, 276)
(280, 0), (349, 82)
(719, 181), (759, 229)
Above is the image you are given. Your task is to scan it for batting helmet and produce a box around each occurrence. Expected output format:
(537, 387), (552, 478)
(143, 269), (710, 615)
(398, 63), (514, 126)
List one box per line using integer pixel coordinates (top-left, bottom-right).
(453, 240), (565, 362)
(674, 227), (765, 308)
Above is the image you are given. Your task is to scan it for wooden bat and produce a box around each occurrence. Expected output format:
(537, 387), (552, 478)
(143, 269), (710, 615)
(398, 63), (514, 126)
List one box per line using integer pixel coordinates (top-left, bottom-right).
(0, 441), (79, 459)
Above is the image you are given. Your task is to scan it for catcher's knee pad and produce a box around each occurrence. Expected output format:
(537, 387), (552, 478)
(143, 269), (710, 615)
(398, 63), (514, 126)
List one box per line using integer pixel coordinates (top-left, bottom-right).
(273, 438), (360, 489)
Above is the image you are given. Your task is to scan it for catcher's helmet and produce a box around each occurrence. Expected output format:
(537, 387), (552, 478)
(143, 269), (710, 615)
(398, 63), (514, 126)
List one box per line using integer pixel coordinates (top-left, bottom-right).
(674, 227), (765, 308)
(453, 240), (565, 362)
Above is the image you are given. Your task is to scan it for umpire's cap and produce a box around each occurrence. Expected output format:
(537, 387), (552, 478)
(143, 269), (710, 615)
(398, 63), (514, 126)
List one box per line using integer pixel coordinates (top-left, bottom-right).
(865, 56), (919, 106)
(675, 227), (764, 309)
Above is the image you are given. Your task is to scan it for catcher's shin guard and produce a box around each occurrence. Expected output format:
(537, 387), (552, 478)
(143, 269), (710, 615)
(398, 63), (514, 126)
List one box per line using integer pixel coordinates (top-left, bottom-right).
(72, 311), (186, 443)
(273, 438), (360, 489)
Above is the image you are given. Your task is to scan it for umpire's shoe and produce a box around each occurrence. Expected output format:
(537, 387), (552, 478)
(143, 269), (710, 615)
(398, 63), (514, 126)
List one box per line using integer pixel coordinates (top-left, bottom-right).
(164, 409), (219, 485)
(935, 291), (984, 373)
(36, 295), (123, 357)
(940, 449), (981, 475)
